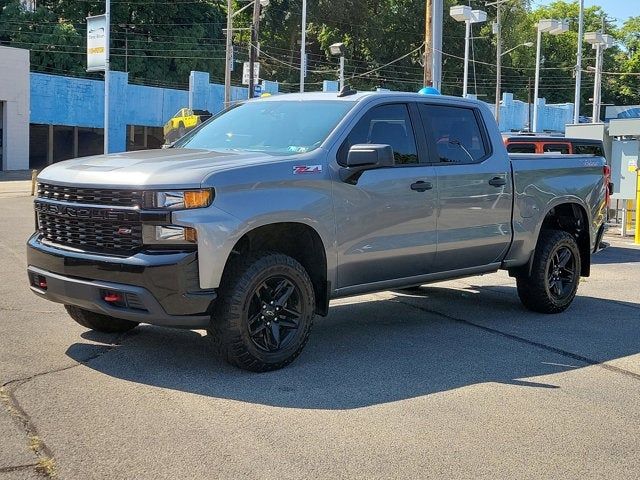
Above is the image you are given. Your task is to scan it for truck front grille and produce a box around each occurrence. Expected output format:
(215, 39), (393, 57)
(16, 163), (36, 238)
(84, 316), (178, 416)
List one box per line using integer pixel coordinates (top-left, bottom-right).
(37, 211), (143, 253)
(37, 183), (143, 207)
(35, 184), (144, 254)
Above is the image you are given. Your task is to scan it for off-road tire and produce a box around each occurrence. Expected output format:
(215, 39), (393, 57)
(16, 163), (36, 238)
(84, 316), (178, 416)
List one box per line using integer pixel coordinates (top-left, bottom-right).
(516, 230), (581, 314)
(208, 252), (315, 372)
(65, 305), (139, 333)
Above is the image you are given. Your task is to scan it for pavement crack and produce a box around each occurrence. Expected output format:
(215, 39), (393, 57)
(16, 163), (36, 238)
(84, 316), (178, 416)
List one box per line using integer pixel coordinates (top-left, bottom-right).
(0, 330), (133, 479)
(0, 307), (59, 314)
(0, 464), (40, 474)
(388, 296), (640, 382)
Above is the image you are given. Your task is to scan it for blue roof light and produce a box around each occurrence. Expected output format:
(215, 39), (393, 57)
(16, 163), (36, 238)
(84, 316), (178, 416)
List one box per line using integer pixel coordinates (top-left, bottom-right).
(418, 86), (441, 95)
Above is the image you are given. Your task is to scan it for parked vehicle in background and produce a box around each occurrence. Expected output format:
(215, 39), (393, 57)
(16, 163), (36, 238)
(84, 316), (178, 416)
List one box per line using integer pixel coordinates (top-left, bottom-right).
(163, 108), (212, 144)
(27, 92), (608, 371)
(503, 135), (605, 156)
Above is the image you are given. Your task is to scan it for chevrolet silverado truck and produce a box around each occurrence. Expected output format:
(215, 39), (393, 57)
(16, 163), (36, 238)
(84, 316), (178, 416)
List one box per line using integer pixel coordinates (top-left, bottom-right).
(27, 92), (608, 371)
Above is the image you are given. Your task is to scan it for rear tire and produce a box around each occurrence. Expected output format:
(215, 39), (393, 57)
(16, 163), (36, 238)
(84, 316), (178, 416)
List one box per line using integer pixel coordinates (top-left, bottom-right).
(65, 305), (139, 333)
(208, 252), (315, 372)
(516, 230), (581, 314)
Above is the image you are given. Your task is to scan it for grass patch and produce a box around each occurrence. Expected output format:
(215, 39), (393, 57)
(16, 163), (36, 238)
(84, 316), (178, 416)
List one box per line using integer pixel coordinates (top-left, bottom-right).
(29, 435), (43, 453)
(35, 457), (57, 477)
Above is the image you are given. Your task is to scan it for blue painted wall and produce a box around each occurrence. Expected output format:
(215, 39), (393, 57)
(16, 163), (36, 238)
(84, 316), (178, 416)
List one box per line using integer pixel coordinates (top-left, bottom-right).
(489, 93), (574, 133)
(29, 69), (573, 155)
(30, 71), (254, 153)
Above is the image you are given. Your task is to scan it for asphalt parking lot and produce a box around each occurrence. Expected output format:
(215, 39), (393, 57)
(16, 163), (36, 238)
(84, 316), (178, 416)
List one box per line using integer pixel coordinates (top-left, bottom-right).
(1, 192), (639, 480)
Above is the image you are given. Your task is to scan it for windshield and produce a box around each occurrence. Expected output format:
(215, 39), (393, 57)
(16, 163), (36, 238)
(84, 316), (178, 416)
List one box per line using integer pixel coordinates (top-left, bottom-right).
(176, 100), (354, 155)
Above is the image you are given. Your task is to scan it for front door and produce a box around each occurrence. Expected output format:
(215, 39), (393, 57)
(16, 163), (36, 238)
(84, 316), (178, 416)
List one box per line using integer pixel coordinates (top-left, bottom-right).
(333, 103), (438, 288)
(418, 103), (512, 272)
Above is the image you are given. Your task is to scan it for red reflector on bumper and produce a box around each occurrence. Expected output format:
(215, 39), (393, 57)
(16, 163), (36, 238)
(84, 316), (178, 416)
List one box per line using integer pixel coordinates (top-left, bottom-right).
(104, 293), (123, 303)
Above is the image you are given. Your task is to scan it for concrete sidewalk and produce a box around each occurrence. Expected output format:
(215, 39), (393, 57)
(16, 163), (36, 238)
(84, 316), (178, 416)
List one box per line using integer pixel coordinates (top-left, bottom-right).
(0, 170), (35, 198)
(0, 181), (33, 198)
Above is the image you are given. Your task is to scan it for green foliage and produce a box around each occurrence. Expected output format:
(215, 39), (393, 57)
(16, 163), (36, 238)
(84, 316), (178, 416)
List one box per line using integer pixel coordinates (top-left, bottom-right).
(0, 0), (637, 107)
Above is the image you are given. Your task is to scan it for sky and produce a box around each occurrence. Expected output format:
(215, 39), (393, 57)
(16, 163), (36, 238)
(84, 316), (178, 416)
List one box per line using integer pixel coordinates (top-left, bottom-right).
(532, 0), (635, 26)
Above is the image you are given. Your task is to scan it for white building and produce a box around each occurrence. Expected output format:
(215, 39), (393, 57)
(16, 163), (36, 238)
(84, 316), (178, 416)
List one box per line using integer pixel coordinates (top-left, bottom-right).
(0, 46), (30, 171)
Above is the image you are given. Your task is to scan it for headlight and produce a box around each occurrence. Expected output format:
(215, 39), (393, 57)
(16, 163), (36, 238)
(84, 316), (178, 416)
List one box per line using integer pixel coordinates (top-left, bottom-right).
(145, 189), (213, 210)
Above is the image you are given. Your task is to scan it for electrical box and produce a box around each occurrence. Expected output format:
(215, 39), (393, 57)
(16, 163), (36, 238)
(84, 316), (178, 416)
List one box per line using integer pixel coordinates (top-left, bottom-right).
(611, 139), (639, 199)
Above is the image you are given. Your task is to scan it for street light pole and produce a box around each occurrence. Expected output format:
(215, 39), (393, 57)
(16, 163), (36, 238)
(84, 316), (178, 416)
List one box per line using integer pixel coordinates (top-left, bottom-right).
(450, 6), (486, 98)
(494, 0), (502, 124)
(463, 19), (471, 97)
(330, 42), (346, 91)
(532, 26), (542, 133)
(224, 0), (232, 108)
(573, 0), (584, 124)
(432, 0), (443, 91)
(300, 0), (306, 92)
(104, 0), (110, 154)
(585, 31), (614, 123)
(248, 0), (261, 98)
(532, 19), (569, 132)
(592, 42), (603, 122)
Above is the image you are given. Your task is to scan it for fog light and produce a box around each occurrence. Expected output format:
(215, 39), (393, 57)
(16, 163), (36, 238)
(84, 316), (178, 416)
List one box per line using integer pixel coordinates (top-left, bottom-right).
(155, 226), (197, 243)
(156, 226), (185, 241)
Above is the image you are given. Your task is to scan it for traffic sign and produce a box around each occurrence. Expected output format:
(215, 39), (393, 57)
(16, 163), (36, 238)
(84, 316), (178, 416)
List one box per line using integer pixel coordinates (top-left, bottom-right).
(242, 62), (260, 85)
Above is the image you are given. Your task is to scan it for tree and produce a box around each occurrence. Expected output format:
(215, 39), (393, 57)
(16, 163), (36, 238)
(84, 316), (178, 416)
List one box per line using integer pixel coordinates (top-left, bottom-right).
(0, 0), (637, 108)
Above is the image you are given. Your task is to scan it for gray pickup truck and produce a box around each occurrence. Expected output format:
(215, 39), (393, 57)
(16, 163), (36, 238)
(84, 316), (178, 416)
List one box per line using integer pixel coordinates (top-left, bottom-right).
(27, 92), (608, 371)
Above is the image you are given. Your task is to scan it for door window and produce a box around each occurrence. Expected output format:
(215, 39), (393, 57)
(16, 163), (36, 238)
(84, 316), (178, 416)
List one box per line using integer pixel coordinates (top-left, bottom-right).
(543, 143), (570, 154)
(339, 104), (418, 165)
(506, 143), (536, 153)
(419, 104), (488, 164)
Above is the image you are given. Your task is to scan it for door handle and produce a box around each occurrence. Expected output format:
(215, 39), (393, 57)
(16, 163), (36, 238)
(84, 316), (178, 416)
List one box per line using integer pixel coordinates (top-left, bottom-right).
(410, 181), (433, 192)
(488, 176), (507, 187)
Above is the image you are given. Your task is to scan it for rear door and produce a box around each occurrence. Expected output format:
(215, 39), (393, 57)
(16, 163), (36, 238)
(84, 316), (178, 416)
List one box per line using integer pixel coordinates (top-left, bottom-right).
(333, 103), (438, 288)
(418, 103), (513, 272)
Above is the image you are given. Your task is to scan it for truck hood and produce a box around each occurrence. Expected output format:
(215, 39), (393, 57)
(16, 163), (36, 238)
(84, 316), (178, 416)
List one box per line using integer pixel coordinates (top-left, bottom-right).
(37, 148), (296, 188)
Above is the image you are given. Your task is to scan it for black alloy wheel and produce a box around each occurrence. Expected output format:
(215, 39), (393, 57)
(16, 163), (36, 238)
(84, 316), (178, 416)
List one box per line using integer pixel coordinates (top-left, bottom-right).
(546, 246), (578, 301)
(247, 276), (303, 352)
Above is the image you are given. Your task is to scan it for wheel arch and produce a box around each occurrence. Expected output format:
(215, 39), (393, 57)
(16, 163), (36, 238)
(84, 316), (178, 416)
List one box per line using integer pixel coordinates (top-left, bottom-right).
(513, 200), (591, 278)
(222, 222), (330, 316)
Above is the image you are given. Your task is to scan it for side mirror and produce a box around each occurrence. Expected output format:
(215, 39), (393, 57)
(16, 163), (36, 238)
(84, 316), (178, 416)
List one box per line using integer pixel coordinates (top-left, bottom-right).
(340, 144), (394, 182)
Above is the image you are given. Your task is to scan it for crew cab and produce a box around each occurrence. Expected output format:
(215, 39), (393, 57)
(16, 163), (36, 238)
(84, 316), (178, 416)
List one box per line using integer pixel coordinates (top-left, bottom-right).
(27, 92), (608, 371)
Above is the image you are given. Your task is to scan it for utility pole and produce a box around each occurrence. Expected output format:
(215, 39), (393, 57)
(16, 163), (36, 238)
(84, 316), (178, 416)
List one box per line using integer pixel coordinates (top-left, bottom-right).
(423, 0), (432, 86)
(573, 0), (584, 124)
(104, 0), (110, 154)
(248, 0), (261, 98)
(299, 0), (307, 92)
(224, 0), (232, 108)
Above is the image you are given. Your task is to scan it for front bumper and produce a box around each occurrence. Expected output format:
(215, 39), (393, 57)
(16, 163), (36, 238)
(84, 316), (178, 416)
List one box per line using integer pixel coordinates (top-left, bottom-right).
(26, 234), (216, 328)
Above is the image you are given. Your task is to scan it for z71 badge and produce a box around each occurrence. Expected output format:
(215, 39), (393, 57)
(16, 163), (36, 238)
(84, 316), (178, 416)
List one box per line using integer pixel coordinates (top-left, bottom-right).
(293, 165), (322, 174)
